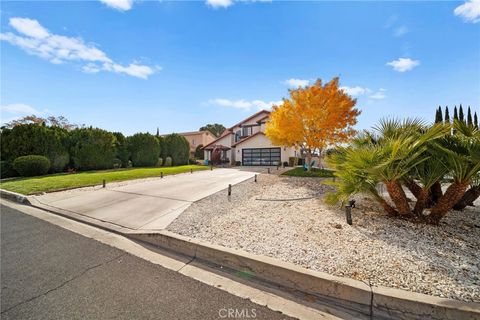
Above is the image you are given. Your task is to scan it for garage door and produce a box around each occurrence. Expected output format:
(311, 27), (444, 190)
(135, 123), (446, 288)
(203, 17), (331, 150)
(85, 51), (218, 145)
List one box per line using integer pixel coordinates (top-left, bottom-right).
(242, 148), (281, 166)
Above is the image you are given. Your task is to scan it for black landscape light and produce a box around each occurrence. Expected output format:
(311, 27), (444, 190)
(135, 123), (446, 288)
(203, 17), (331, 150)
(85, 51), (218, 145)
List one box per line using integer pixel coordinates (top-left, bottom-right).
(345, 199), (356, 225)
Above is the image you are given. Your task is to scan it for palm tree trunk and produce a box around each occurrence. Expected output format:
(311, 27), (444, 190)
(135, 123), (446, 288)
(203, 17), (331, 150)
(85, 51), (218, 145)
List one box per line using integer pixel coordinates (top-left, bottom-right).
(413, 188), (428, 216)
(430, 181), (443, 203)
(405, 179), (422, 199)
(428, 181), (469, 224)
(385, 180), (411, 215)
(453, 185), (480, 210)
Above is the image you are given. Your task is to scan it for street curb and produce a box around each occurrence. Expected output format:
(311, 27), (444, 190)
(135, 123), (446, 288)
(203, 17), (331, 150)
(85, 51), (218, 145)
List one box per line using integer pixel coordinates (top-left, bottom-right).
(129, 231), (480, 320)
(0, 189), (31, 205)
(2, 193), (479, 319)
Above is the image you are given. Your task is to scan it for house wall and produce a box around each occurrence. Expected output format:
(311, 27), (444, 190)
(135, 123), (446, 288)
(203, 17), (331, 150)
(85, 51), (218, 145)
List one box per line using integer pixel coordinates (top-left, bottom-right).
(234, 134), (297, 164)
(180, 131), (215, 155)
(204, 133), (233, 161)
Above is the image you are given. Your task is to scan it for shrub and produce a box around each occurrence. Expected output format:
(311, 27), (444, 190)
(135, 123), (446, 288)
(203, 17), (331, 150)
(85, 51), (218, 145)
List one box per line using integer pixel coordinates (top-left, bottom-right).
(113, 132), (130, 168)
(0, 124), (69, 173)
(288, 157), (299, 167)
(69, 128), (117, 170)
(113, 158), (122, 168)
(163, 134), (190, 166)
(0, 161), (17, 178)
(127, 133), (160, 167)
(235, 161), (241, 166)
(164, 156), (172, 167)
(51, 151), (70, 172)
(157, 158), (163, 167)
(194, 144), (204, 159)
(13, 155), (50, 177)
(189, 158), (198, 165)
(283, 161), (289, 167)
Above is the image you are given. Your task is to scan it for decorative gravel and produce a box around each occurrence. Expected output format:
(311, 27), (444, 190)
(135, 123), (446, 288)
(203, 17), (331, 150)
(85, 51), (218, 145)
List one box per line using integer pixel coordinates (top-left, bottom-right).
(168, 174), (480, 303)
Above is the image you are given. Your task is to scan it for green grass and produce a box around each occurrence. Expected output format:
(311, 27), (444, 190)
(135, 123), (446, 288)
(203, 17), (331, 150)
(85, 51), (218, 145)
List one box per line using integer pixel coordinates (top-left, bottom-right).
(282, 167), (335, 178)
(0, 165), (209, 195)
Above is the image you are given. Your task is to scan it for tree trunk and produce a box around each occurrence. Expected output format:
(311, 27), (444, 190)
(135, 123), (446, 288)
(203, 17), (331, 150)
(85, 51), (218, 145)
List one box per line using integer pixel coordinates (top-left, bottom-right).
(430, 181), (443, 204)
(405, 179), (423, 200)
(413, 188), (428, 216)
(453, 185), (480, 210)
(385, 180), (411, 215)
(428, 182), (469, 224)
(305, 149), (313, 171)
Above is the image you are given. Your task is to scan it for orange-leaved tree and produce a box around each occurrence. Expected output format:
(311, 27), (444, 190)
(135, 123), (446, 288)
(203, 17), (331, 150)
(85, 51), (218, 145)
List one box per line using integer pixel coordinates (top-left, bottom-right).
(265, 77), (360, 169)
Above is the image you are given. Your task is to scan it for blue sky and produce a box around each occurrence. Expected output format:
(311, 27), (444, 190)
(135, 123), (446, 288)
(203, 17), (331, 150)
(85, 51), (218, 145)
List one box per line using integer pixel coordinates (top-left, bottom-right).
(1, 0), (479, 135)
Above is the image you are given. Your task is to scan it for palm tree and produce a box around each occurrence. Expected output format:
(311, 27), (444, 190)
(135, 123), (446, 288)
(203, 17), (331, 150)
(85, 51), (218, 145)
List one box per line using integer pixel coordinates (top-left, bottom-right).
(326, 118), (480, 224)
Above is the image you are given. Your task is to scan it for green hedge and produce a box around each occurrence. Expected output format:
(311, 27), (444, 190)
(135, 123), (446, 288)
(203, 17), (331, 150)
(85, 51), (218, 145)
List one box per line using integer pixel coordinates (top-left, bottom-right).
(0, 124), (69, 173)
(163, 133), (190, 166)
(13, 155), (50, 177)
(69, 128), (117, 170)
(127, 133), (160, 167)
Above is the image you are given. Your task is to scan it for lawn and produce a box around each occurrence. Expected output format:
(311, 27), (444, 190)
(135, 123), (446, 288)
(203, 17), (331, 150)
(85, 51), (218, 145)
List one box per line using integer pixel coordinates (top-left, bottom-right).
(0, 165), (209, 195)
(282, 167), (335, 178)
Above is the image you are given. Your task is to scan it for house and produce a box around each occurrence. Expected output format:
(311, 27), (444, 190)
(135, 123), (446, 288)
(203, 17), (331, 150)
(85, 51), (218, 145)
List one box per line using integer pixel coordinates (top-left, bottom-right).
(203, 110), (298, 166)
(162, 131), (216, 157)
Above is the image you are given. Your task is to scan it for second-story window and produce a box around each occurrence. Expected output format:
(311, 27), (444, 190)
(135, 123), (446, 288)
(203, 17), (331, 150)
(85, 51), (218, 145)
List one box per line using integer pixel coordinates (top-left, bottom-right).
(192, 138), (196, 145)
(242, 126), (252, 137)
(235, 130), (241, 142)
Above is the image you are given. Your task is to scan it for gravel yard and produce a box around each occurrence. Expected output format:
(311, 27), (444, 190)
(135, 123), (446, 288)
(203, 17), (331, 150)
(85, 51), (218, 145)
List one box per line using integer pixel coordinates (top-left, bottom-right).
(168, 174), (480, 303)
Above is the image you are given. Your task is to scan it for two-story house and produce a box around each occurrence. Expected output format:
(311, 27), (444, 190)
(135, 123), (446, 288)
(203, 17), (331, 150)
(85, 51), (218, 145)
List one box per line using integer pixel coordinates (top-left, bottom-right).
(203, 110), (297, 166)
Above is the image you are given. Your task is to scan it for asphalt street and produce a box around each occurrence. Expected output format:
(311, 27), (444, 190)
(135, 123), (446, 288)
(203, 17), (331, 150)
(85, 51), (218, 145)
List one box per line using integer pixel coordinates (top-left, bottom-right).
(0, 204), (293, 320)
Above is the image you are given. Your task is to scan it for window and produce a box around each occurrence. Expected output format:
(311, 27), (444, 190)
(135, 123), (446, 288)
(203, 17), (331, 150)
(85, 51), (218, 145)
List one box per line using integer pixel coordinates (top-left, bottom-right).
(242, 126), (252, 137)
(192, 138), (196, 145)
(235, 130), (241, 142)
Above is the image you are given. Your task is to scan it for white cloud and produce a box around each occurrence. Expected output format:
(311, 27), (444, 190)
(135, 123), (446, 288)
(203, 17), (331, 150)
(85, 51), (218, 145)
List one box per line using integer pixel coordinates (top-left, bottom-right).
(340, 86), (371, 96)
(0, 17), (157, 79)
(0, 103), (46, 123)
(368, 88), (387, 100)
(284, 78), (310, 88)
(206, 0), (234, 8)
(1, 103), (42, 115)
(208, 98), (281, 111)
(9, 17), (49, 39)
(393, 26), (408, 37)
(99, 0), (134, 11)
(386, 57), (420, 72)
(454, 0), (480, 23)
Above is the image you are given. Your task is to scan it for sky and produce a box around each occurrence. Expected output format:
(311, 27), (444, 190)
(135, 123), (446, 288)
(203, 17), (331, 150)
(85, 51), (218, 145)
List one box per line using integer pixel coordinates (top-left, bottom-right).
(1, 0), (479, 135)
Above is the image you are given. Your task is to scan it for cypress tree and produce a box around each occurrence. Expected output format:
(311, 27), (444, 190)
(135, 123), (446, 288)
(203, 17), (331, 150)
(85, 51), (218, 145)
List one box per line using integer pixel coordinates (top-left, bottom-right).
(444, 106), (450, 124)
(459, 104), (465, 123)
(467, 106), (473, 126)
(474, 112), (478, 129)
(434, 107), (441, 123)
(454, 106), (459, 121)
(156, 127), (159, 137)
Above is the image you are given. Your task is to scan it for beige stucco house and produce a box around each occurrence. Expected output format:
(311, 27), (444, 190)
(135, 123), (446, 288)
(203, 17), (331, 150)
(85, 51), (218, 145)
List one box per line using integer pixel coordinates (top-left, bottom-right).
(162, 131), (216, 157)
(203, 110), (298, 166)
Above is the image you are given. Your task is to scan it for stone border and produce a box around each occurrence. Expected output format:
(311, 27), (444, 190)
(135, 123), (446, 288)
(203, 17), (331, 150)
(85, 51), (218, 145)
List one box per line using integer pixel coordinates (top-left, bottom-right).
(2, 190), (479, 319)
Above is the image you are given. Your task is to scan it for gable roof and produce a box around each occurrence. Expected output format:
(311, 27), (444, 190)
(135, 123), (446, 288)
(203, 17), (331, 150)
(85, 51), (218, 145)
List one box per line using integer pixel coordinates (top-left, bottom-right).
(228, 110), (270, 130)
(202, 110), (270, 150)
(231, 132), (265, 147)
(202, 129), (233, 149)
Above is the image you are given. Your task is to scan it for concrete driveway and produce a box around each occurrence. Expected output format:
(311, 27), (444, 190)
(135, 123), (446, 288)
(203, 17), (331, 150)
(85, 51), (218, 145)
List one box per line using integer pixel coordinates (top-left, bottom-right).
(30, 168), (256, 232)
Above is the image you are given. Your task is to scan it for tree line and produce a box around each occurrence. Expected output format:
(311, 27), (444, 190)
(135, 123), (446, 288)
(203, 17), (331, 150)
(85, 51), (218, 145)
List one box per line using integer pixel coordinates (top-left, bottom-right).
(0, 121), (191, 178)
(435, 104), (478, 128)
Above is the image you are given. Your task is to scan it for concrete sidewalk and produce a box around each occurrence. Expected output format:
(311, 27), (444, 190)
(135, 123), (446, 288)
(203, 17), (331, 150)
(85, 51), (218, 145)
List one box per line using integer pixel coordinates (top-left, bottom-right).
(31, 168), (256, 231)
